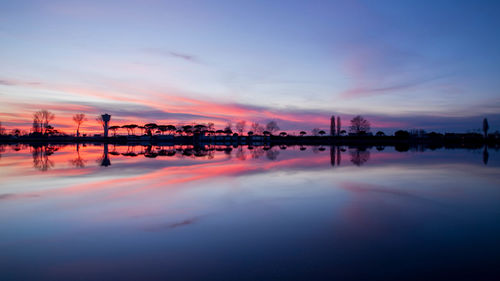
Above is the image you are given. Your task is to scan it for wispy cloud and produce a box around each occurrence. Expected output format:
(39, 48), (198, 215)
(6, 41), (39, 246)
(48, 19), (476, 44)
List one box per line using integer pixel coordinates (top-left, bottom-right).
(339, 74), (450, 99)
(0, 78), (42, 87)
(143, 217), (201, 232)
(142, 48), (201, 63)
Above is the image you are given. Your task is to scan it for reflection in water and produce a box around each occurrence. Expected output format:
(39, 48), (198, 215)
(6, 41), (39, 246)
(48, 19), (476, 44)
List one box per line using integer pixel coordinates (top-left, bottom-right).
(32, 145), (58, 171)
(350, 147), (370, 166)
(483, 147), (489, 165)
(69, 144), (87, 168)
(0, 143), (493, 171)
(0, 144), (499, 280)
(101, 143), (111, 167)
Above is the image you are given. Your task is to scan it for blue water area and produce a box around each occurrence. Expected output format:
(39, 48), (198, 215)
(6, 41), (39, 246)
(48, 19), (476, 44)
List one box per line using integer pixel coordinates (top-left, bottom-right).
(0, 144), (499, 280)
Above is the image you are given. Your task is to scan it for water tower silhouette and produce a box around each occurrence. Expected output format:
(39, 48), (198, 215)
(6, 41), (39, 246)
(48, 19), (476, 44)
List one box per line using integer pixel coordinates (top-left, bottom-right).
(101, 114), (111, 138)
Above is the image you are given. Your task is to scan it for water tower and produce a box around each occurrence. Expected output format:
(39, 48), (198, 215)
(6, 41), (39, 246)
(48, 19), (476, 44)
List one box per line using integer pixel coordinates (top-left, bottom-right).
(101, 114), (111, 138)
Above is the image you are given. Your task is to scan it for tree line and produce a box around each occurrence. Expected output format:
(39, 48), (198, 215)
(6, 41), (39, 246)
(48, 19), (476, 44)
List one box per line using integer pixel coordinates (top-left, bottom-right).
(0, 110), (496, 139)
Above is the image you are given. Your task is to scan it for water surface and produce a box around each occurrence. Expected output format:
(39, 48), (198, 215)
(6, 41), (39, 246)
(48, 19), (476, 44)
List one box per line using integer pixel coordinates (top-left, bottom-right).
(1, 144), (499, 280)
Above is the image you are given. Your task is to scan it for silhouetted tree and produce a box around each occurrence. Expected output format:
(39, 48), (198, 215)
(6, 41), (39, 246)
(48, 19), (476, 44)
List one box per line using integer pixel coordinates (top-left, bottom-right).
(157, 125), (168, 135)
(144, 123), (158, 136)
(235, 120), (246, 135)
(167, 125), (177, 134)
(33, 110), (55, 134)
(349, 115), (370, 134)
(194, 124), (207, 131)
(279, 132), (287, 137)
(337, 116), (341, 135)
(375, 131), (385, 136)
(266, 121), (280, 135)
(247, 131), (254, 136)
(121, 124), (138, 135)
(395, 130), (410, 138)
(0, 121), (5, 135)
(224, 122), (232, 132)
(96, 116), (105, 131)
(251, 122), (264, 135)
(121, 125), (131, 135)
(11, 129), (21, 136)
(224, 128), (233, 136)
(72, 113), (87, 137)
(318, 130), (326, 136)
(109, 125), (120, 136)
(182, 125), (193, 134)
(130, 124), (138, 135)
(207, 122), (215, 131)
(299, 131), (306, 136)
(483, 118), (489, 138)
(330, 116), (336, 136)
(262, 131), (271, 136)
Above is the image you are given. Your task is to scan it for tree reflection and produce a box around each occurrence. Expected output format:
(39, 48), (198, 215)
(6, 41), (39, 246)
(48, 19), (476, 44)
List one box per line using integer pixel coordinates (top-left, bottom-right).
(69, 144), (87, 168)
(250, 146), (265, 159)
(330, 146), (336, 167)
(32, 145), (57, 171)
(0, 145), (5, 160)
(266, 148), (280, 160)
(483, 146), (489, 165)
(236, 146), (246, 160)
(350, 147), (370, 166)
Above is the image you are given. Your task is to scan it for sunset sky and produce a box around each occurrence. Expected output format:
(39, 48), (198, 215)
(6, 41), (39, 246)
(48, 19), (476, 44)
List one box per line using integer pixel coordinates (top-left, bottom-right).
(1, 0), (499, 134)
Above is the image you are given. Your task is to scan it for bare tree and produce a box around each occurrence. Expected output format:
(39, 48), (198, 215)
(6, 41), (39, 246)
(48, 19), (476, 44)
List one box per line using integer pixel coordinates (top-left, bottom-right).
(73, 113), (87, 137)
(235, 120), (246, 134)
(96, 116), (105, 129)
(349, 115), (370, 134)
(251, 122), (264, 134)
(0, 121), (5, 135)
(266, 121), (280, 135)
(207, 122), (215, 131)
(33, 110), (55, 134)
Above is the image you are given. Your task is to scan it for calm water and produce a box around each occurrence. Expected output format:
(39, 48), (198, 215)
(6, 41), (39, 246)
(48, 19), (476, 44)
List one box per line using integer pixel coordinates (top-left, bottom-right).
(1, 144), (500, 280)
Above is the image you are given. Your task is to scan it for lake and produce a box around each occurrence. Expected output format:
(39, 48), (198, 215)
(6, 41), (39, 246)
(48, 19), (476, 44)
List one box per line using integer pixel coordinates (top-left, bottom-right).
(1, 144), (499, 280)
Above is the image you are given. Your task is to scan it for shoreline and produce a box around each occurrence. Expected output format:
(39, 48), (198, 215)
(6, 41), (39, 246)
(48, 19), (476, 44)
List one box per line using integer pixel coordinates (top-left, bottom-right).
(1, 135), (498, 149)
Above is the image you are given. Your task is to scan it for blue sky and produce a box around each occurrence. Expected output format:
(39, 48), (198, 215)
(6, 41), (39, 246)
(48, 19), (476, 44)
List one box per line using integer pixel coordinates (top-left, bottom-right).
(1, 0), (499, 133)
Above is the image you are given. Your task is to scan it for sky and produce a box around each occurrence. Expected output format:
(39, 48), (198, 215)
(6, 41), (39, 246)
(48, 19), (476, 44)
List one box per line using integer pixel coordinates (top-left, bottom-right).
(1, 0), (500, 134)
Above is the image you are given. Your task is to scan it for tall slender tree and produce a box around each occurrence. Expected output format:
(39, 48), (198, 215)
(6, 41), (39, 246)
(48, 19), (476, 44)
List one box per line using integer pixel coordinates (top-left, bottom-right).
(337, 116), (341, 135)
(330, 116), (336, 136)
(483, 118), (489, 138)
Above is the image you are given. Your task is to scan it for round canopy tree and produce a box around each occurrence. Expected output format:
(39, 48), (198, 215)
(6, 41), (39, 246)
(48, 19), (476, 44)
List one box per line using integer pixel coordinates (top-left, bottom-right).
(349, 115), (370, 134)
